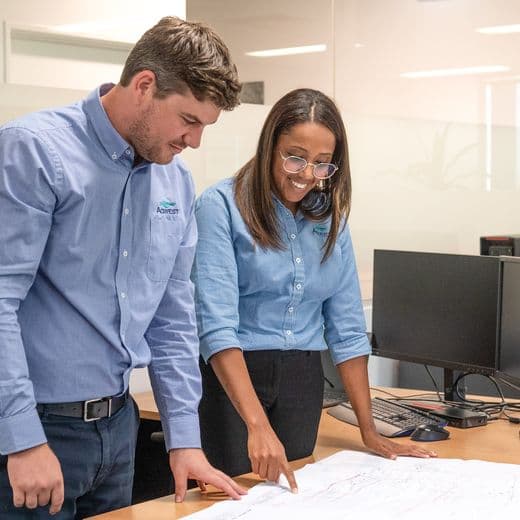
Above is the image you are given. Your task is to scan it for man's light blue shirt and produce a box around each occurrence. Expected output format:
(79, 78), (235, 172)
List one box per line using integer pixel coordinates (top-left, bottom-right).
(192, 178), (371, 363)
(0, 85), (201, 455)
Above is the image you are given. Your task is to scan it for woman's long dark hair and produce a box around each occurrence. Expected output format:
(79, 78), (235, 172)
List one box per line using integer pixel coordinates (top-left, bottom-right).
(234, 88), (352, 261)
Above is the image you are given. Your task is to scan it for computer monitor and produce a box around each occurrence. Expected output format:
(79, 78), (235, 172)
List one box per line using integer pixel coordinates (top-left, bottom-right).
(371, 250), (503, 401)
(497, 257), (520, 386)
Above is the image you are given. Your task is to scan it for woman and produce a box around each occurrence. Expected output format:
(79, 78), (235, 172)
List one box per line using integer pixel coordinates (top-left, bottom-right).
(192, 89), (435, 491)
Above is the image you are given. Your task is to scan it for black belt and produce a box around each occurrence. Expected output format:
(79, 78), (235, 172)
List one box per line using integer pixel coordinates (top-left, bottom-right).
(37, 390), (129, 422)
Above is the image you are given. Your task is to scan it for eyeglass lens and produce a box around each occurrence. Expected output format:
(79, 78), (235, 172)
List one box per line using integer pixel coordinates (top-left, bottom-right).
(283, 156), (336, 179)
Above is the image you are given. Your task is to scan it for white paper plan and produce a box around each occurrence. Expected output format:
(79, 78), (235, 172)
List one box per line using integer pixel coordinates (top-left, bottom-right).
(183, 450), (520, 520)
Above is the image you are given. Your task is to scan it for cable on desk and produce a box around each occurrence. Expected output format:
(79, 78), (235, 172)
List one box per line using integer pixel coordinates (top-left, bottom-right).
(424, 365), (443, 401)
(368, 387), (439, 400)
(371, 371), (520, 423)
(447, 373), (520, 422)
(373, 371), (519, 425)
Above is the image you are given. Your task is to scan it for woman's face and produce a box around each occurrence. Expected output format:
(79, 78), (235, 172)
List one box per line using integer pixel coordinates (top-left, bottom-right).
(272, 122), (336, 214)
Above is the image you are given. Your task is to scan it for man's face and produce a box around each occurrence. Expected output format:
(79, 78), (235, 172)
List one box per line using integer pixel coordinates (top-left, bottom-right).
(129, 89), (221, 164)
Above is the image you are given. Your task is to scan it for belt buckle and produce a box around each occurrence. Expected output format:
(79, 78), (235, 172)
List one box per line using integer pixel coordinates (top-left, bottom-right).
(83, 397), (112, 422)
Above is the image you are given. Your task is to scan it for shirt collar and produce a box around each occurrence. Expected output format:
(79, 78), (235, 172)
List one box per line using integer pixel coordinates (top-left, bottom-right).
(84, 83), (134, 163)
(272, 193), (305, 221)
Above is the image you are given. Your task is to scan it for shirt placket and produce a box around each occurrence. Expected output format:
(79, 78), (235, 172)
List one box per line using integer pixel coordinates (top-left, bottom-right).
(115, 165), (134, 345)
(282, 211), (305, 348)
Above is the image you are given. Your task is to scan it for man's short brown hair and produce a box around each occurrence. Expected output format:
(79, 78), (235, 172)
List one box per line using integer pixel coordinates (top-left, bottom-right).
(120, 16), (241, 111)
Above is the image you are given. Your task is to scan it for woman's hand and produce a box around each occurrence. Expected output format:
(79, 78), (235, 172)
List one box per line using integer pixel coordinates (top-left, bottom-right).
(208, 349), (299, 492)
(361, 430), (438, 459)
(247, 423), (298, 492)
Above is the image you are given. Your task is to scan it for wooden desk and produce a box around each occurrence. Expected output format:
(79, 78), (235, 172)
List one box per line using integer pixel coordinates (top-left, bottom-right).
(89, 389), (520, 519)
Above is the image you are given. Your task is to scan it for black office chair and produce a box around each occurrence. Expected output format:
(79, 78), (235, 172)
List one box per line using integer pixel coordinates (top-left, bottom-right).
(132, 422), (172, 504)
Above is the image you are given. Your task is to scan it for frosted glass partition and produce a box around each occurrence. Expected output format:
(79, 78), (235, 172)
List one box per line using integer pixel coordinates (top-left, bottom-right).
(183, 103), (271, 194)
(347, 113), (520, 297)
(187, 0), (335, 105)
(335, 0), (520, 299)
(187, 0), (520, 302)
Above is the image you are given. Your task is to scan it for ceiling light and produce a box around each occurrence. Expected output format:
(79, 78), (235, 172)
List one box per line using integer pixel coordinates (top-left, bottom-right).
(246, 44), (326, 57)
(476, 24), (520, 35)
(400, 65), (510, 78)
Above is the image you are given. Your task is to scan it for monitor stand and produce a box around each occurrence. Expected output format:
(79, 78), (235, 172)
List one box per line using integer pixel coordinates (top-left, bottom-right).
(400, 368), (488, 428)
(443, 368), (466, 402)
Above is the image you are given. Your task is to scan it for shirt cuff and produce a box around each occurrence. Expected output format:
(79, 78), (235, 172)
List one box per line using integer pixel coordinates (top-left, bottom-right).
(162, 414), (201, 452)
(329, 335), (372, 366)
(199, 328), (241, 363)
(0, 408), (47, 455)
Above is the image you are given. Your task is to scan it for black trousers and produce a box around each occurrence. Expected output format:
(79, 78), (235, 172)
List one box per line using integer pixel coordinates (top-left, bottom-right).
(199, 350), (324, 477)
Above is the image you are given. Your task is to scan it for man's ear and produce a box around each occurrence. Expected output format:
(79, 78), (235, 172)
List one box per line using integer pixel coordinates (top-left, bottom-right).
(131, 70), (157, 101)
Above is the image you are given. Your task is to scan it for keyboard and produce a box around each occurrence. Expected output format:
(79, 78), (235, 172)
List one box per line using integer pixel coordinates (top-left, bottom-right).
(323, 387), (349, 408)
(327, 397), (448, 437)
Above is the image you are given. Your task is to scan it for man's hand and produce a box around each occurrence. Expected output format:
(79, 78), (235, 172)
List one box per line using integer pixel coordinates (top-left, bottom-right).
(247, 423), (298, 492)
(7, 443), (64, 515)
(169, 448), (247, 503)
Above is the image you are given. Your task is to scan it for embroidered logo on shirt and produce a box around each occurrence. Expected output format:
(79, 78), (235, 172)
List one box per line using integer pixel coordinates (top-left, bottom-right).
(156, 199), (179, 215)
(153, 198), (179, 221)
(313, 224), (328, 236)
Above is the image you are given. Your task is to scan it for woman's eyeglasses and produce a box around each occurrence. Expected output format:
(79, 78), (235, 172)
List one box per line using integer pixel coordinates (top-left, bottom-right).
(279, 151), (338, 179)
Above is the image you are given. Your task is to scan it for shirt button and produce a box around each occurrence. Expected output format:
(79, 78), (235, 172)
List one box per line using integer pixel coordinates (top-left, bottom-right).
(121, 292), (126, 299)
(296, 283), (302, 290)
(124, 208), (130, 216)
(288, 307), (294, 313)
(122, 250), (128, 257)
(111, 153), (118, 160)
(296, 257), (301, 263)
(290, 234), (296, 240)
(286, 330), (292, 335)
(125, 149), (131, 155)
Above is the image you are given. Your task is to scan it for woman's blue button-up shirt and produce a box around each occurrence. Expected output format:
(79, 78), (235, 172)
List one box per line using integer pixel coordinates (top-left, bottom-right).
(193, 178), (371, 366)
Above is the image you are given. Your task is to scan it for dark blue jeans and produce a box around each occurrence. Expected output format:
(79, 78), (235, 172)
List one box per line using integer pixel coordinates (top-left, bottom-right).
(0, 397), (139, 519)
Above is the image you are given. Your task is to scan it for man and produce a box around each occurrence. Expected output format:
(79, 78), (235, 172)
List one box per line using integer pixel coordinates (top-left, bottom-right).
(0, 16), (245, 518)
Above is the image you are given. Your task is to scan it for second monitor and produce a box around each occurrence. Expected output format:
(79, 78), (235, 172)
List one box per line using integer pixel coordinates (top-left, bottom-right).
(371, 250), (502, 401)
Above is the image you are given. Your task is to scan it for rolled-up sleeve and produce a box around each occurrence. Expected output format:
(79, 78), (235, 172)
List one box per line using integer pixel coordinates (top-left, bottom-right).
(192, 190), (241, 362)
(322, 224), (371, 366)
(0, 128), (59, 454)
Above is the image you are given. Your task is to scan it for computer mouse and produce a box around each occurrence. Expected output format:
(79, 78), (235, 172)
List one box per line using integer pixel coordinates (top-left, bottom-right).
(410, 424), (450, 442)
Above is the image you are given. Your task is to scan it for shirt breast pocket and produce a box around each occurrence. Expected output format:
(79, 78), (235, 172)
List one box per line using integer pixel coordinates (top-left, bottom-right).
(147, 217), (184, 282)
(308, 242), (344, 301)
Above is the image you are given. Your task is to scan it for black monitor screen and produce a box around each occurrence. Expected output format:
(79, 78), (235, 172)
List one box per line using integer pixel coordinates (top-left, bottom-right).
(372, 250), (501, 374)
(499, 258), (520, 384)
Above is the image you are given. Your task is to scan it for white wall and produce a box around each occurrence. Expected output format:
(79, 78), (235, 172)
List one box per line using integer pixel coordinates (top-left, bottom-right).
(0, 0), (185, 122)
(0, 0), (185, 41)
